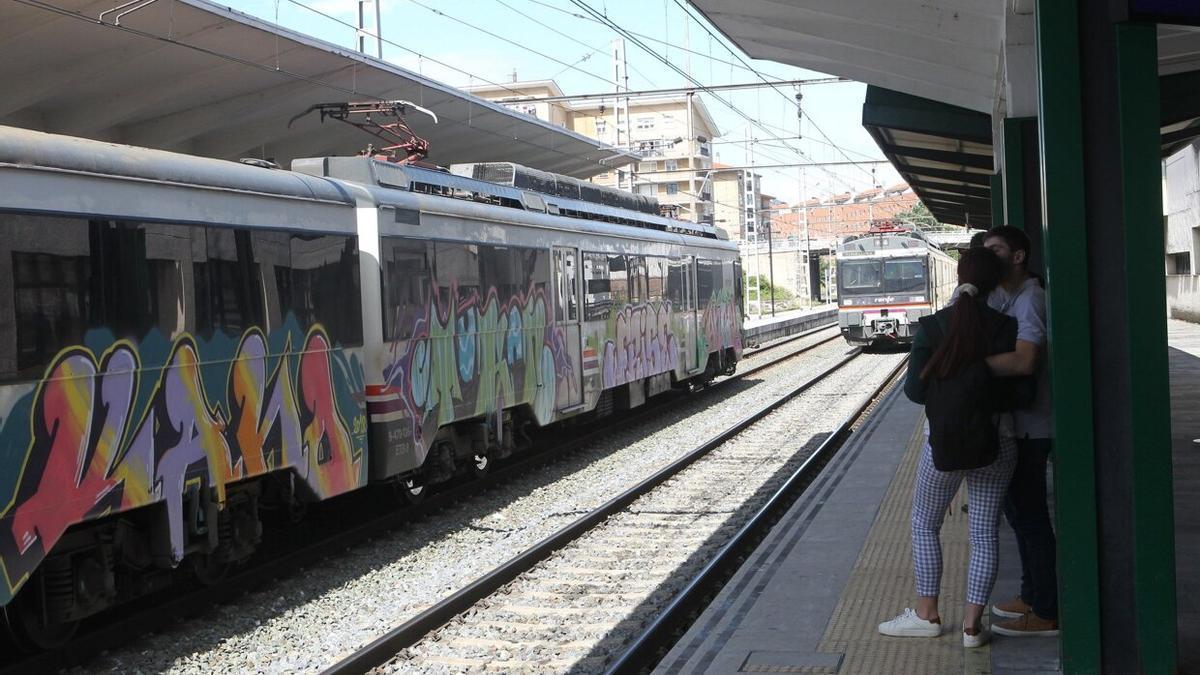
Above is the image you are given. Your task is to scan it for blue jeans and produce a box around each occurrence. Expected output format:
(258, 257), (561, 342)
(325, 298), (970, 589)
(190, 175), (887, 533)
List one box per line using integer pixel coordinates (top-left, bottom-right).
(1004, 437), (1058, 620)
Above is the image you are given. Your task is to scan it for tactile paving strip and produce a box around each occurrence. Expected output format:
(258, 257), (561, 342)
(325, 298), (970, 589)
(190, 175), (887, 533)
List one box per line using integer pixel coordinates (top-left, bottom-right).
(816, 416), (976, 674)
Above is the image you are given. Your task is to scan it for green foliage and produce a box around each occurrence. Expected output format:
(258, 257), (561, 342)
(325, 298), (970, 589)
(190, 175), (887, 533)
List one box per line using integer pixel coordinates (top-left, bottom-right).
(894, 202), (939, 228)
(743, 274), (794, 303)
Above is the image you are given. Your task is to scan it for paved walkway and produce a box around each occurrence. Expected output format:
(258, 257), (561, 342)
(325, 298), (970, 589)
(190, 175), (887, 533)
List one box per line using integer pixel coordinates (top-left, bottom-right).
(655, 320), (1200, 674)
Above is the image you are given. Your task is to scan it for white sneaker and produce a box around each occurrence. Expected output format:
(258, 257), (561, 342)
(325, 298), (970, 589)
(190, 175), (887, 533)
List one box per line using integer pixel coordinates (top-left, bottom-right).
(878, 608), (942, 637)
(963, 625), (989, 648)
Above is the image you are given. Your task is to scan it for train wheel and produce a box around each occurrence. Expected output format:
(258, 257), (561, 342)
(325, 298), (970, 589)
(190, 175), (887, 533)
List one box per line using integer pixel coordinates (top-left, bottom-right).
(396, 478), (426, 505)
(472, 453), (491, 478)
(190, 554), (231, 586)
(287, 498), (308, 524)
(2, 594), (78, 653)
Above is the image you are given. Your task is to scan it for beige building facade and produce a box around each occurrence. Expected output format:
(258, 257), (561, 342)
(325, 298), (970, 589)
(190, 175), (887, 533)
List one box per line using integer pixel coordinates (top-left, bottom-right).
(467, 82), (720, 225)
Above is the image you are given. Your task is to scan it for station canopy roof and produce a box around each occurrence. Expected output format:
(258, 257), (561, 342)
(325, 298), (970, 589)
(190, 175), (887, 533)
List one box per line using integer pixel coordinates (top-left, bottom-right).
(0, 0), (637, 178)
(687, 0), (1200, 225)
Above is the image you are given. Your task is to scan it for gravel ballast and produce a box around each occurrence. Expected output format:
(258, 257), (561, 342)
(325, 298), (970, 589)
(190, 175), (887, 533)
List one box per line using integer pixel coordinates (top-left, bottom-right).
(77, 332), (883, 674)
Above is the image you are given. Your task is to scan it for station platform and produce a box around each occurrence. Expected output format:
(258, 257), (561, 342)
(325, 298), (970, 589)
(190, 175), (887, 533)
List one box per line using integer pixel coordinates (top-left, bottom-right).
(656, 318), (1200, 674)
(744, 305), (837, 345)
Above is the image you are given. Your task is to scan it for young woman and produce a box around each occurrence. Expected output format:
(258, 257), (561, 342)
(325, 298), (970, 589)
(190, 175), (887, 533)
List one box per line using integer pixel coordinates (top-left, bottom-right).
(878, 247), (1020, 648)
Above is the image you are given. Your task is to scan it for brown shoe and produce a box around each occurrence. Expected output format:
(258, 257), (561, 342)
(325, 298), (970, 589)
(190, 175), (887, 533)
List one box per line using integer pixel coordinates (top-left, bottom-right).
(991, 596), (1032, 619)
(992, 612), (1059, 637)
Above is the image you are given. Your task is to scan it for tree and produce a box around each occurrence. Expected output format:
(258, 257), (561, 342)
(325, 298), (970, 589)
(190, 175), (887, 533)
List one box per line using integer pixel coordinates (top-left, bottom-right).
(893, 202), (939, 229)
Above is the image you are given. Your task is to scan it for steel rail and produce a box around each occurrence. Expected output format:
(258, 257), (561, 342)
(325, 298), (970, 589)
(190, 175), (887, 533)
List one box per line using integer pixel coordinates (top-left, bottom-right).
(322, 348), (865, 675)
(2, 329), (842, 673)
(605, 354), (910, 674)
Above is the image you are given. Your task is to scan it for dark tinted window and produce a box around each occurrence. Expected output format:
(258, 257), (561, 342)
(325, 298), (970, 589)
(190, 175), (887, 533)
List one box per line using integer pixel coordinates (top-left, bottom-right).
(628, 255), (648, 305)
(839, 260), (883, 293)
(5, 215), (199, 380)
(434, 242), (480, 308)
(883, 259), (927, 294)
(382, 238), (431, 341)
(199, 227), (264, 336)
(647, 257), (667, 303)
(12, 249), (90, 376)
(696, 259), (718, 309)
(666, 258), (689, 308)
(583, 252), (611, 321)
(282, 234), (362, 345)
(608, 254), (629, 308)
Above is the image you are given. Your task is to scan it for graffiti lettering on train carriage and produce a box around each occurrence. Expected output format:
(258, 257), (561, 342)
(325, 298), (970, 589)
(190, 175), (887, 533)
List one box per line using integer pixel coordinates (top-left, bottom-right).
(600, 303), (680, 389)
(382, 284), (567, 448)
(702, 297), (742, 354)
(0, 325), (365, 604)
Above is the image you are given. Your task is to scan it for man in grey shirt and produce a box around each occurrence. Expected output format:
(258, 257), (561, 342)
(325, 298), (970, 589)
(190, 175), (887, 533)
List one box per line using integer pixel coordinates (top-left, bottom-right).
(983, 226), (1059, 637)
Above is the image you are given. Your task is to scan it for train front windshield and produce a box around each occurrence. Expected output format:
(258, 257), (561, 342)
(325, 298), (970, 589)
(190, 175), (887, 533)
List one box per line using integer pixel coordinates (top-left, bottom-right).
(838, 257), (928, 297)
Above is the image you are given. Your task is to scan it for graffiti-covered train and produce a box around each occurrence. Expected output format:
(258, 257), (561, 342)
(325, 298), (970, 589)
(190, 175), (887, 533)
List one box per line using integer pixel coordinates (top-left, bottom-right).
(0, 125), (742, 646)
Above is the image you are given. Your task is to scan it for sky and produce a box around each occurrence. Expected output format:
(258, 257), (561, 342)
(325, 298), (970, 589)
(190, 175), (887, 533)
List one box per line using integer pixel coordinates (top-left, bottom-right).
(219, 0), (902, 204)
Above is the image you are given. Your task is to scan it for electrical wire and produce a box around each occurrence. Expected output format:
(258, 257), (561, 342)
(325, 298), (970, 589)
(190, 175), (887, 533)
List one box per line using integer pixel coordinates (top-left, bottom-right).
(670, 0), (878, 180)
(492, 0), (661, 88)
(405, 0), (615, 87)
(518, 0), (774, 76)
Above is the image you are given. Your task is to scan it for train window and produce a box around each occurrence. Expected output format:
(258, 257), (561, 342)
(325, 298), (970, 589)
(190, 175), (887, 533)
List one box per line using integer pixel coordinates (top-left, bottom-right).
(628, 255), (649, 305)
(198, 227), (265, 337)
(10, 222), (92, 378)
(583, 252), (612, 321)
(647, 257), (667, 302)
(522, 247), (550, 302)
(382, 237), (431, 342)
(3, 215), (200, 380)
(608, 254), (630, 308)
(480, 245), (538, 304)
(666, 258), (688, 309)
(433, 242), (480, 309)
(553, 248), (579, 322)
(883, 259), (927, 294)
(734, 259), (744, 310)
(839, 260), (883, 292)
(696, 260), (719, 309)
(282, 234), (362, 346)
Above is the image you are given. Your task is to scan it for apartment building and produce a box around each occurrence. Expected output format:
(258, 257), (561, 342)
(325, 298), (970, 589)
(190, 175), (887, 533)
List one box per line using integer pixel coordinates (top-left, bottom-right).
(467, 81), (720, 224)
(711, 164), (777, 241)
(462, 80), (573, 128)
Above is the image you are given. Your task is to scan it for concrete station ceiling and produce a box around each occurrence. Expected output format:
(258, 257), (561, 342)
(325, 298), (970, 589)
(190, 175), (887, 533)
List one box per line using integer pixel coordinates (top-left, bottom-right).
(1, 0), (636, 177)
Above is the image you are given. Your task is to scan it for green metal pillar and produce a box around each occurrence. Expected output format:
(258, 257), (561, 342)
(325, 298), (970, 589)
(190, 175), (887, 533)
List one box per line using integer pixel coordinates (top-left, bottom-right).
(1002, 118), (1029, 229)
(1115, 22), (1177, 673)
(1038, 2), (1178, 672)
(1034, 1), (1101, 671)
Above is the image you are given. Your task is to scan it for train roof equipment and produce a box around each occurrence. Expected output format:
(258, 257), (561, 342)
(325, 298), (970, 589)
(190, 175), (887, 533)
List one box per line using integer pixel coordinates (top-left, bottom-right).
(837, 220), (940, 257)
(288, 100), (439, 164)
(292, 156), (721, 240)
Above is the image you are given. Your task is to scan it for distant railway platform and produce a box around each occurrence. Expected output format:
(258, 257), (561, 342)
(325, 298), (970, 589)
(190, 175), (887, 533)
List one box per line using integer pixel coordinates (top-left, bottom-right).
(744, 305), (837, 345)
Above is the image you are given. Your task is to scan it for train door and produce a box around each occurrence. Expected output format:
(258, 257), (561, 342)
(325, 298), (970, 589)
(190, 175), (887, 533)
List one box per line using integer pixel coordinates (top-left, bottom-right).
(684, 256), (702, 374)
(553, 246), (584, 410)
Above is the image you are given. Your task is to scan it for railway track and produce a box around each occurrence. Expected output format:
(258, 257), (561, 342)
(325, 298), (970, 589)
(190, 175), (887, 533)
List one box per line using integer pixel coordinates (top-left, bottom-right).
(326, 347), (906, 674)
(1, 324), (841, 674)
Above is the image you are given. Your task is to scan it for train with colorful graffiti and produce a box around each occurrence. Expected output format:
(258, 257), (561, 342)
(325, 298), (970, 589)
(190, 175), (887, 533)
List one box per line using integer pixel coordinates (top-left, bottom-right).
(0, 125), (743, 647)
(835, 221), (957, 346)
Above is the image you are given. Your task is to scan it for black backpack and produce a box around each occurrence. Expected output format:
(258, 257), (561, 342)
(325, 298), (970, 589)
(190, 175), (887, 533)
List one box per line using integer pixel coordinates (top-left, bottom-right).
(920, 318), (1000, 472)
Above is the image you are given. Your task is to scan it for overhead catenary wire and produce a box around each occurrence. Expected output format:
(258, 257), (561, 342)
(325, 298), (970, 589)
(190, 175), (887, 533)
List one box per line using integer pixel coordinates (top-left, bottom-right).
(404, 0), (616, 88)
(491, 0), (662, 87)
(669, 0), (878, 181)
